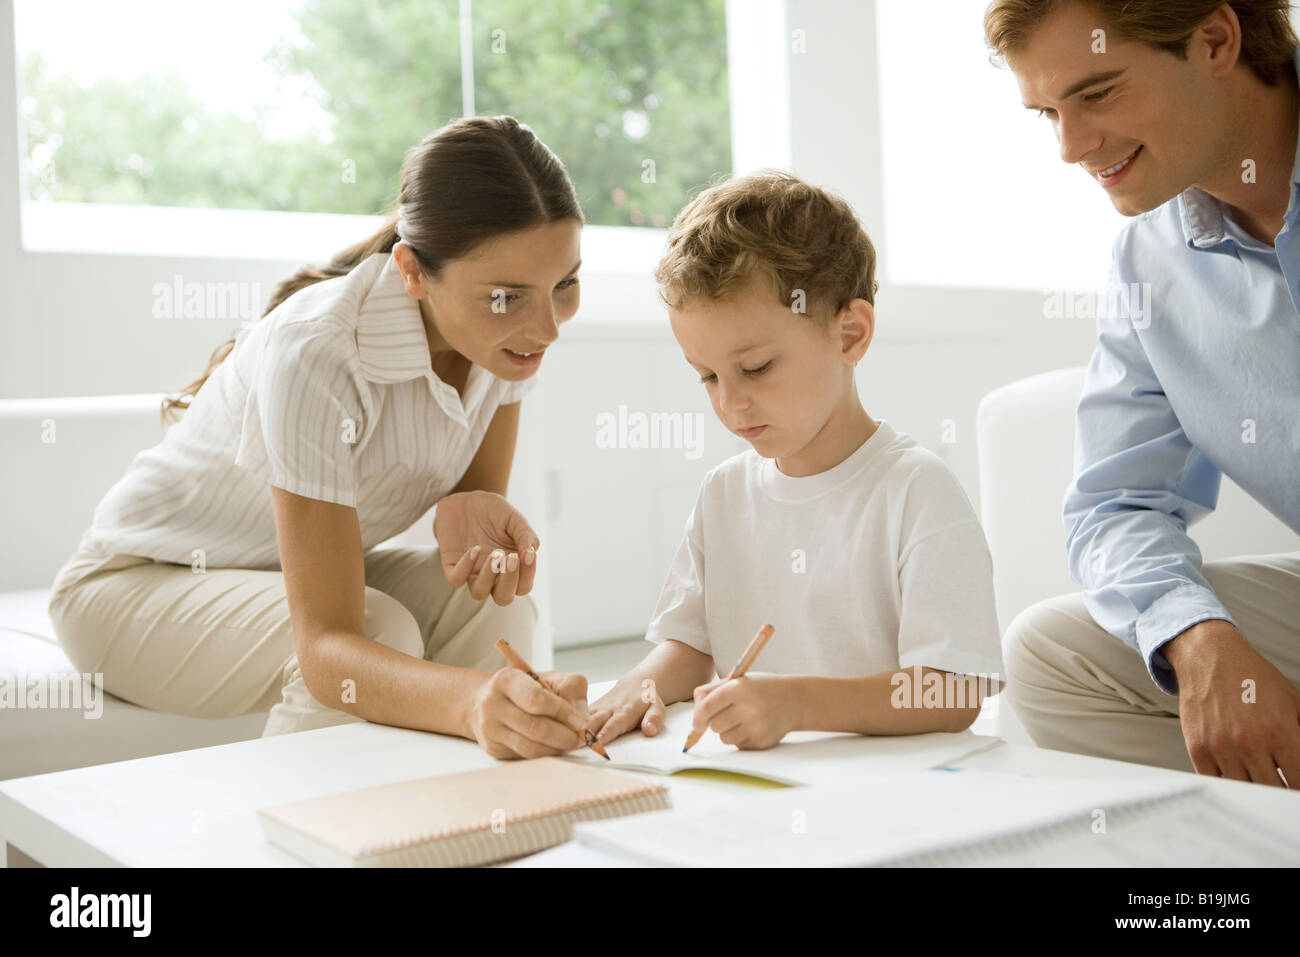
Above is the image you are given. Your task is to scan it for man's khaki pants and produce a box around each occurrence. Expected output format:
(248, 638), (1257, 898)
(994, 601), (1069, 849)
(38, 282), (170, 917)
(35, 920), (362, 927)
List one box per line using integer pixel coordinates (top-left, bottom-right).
(1004, 552), (1300, 773)
(46, 536), (538, 737)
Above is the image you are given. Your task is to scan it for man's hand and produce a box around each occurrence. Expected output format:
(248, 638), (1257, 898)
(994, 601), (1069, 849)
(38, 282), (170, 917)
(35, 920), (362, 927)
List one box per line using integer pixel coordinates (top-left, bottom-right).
(433, 491), (538, 605)
(1163, 619), (1300, 787)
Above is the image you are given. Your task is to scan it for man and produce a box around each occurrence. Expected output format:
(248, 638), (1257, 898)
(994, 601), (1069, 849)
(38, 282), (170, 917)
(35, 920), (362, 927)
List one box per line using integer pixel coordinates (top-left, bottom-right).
(984, 0), (1300, 786)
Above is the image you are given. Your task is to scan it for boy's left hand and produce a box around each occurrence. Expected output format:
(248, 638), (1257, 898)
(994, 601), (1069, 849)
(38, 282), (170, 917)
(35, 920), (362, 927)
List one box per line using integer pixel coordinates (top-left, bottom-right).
(690, 673), (800, 750)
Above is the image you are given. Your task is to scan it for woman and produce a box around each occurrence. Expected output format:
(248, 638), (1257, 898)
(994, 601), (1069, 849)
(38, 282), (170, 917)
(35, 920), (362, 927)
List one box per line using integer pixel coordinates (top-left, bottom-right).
(46, 116), (591, 759)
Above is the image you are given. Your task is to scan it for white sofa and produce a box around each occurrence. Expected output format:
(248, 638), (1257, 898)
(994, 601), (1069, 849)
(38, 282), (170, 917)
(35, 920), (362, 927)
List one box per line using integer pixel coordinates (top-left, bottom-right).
(0, 392), (553, 780)
(976, 367), (1300, 741)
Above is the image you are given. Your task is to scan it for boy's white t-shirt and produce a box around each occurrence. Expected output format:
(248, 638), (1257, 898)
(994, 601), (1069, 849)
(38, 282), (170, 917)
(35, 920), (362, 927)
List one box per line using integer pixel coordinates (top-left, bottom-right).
(645, 420), (1005, 689)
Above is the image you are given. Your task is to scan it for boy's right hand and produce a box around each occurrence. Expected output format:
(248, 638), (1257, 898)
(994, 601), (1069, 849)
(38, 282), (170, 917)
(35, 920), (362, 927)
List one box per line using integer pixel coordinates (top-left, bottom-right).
(587, 676), (669, 746)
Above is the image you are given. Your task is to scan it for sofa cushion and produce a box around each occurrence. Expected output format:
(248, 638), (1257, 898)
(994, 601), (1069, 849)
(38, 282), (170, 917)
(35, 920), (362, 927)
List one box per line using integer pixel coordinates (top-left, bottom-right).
(0, 589), (64, 646)
(0, 589), (266, 780)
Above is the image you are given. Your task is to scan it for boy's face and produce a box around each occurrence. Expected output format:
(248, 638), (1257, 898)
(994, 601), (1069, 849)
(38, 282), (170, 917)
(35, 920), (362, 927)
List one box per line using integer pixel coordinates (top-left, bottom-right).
(1008, 0), (1237, 216)
(670, 279), (866, 461)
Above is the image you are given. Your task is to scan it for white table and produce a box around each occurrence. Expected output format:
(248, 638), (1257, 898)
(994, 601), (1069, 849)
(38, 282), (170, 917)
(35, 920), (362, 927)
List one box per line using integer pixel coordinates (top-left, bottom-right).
(4, 682), (1298, 867)
(0, 717), (788, 867)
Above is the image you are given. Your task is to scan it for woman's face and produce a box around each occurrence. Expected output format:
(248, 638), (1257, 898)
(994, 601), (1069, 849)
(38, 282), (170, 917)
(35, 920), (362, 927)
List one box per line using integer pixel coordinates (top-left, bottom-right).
(395, 219), (582, 382)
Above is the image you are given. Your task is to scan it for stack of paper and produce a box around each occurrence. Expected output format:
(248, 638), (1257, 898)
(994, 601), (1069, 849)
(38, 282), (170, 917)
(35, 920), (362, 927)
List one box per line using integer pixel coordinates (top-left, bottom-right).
(571, 769), (1297, 866)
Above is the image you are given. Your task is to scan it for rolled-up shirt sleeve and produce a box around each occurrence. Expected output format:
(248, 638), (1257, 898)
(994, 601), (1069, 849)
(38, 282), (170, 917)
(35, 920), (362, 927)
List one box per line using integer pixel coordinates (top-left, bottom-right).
(234, 322), (367, 508)
(1065, 248), (1235, 695)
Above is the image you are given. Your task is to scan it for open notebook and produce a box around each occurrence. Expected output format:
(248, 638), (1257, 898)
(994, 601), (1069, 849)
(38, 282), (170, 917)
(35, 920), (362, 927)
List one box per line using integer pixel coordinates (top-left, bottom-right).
(564, 700), (1003, 787)
(258, 757), (670, 867)
(572, 769), (1297, 867)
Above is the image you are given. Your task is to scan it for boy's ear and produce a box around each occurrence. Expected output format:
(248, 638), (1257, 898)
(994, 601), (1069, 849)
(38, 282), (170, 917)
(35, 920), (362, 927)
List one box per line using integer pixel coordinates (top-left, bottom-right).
(839, 298), (875, 364)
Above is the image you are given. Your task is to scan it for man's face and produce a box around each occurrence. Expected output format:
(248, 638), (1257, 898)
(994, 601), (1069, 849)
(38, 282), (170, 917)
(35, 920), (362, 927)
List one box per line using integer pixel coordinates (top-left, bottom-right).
(1008, 1), (1230, 215)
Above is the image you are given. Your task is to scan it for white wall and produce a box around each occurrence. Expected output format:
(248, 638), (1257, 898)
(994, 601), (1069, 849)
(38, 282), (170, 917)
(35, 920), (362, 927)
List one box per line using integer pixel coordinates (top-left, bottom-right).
(0, 0), (1101, 645)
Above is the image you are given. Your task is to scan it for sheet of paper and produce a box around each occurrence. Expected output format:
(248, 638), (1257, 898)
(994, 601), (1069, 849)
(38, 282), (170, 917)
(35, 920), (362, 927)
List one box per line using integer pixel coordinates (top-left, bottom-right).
(573, 770), (1214, 867)
(565, 699), (1003, 787)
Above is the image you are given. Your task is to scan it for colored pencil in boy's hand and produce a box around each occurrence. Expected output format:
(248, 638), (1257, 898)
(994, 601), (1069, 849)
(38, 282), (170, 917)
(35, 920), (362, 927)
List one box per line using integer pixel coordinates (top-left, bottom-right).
(682, 623), (775, 752)
(494, 638), (610, 760)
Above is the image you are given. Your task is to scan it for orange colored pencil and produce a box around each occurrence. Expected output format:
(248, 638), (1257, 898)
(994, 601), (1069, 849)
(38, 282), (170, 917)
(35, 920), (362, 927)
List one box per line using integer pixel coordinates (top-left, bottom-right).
(494, 638), (609, 760)
(682, 623), (775, 752)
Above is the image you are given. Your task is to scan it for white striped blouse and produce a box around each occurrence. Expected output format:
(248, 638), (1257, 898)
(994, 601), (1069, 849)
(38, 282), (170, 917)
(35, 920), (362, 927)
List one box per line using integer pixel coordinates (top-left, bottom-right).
(83, 251), (538, 570)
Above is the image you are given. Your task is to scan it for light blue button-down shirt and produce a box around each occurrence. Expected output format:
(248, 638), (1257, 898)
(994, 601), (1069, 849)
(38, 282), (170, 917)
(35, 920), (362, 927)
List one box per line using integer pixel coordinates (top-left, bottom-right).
(1065, 47), (1300, 695)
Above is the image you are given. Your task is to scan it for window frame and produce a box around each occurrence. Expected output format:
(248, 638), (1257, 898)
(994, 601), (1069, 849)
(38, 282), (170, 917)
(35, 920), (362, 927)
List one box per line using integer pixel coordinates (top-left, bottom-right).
(12, 0), (782, 278)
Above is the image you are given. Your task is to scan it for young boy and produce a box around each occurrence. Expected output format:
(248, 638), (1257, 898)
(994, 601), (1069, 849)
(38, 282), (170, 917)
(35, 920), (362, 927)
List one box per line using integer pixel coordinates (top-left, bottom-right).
(586, 170), (1005, 750)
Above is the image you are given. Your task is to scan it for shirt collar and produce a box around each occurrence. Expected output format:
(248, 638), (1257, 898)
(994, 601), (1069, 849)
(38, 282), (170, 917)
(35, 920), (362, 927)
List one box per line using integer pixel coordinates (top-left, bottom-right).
(1177, 187), (1229, 250)
(355, 252), (431, 385)
(353, 251), (485, 427)
(1177, 44), (1300, 251)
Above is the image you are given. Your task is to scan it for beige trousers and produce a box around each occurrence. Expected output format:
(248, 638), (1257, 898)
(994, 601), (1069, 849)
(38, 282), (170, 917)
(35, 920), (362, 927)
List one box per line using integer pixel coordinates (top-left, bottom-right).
(1004, 551), (1300, 773)
(45, 535), (537, 737)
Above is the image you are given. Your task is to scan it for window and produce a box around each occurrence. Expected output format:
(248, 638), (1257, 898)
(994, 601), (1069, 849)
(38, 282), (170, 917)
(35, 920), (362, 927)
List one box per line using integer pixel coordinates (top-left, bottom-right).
(875, 0), (1127, 291)
(17, 0), (371, 212)
(15, 0), (732, 258)
(472, 0), (731, 230)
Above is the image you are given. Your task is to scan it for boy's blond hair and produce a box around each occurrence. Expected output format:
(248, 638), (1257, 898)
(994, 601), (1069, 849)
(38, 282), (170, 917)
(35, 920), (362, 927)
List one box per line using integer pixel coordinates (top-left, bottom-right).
(654, 169), (879, 321)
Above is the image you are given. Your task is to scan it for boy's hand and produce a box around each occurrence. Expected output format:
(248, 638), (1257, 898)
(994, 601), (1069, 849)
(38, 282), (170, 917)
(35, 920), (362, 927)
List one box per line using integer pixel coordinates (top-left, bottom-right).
(691, 673), (800, 750)
(587, 676), (669, 745)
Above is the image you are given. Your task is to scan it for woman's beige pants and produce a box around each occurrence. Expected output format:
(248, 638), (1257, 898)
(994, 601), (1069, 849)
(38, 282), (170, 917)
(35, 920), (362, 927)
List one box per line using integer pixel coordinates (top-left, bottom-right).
(45, 534), (538, 737)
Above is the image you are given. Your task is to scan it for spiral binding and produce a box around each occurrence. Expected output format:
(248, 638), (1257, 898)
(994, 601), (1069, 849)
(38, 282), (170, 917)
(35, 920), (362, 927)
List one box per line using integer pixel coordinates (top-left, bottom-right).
(364, 790), (671, 867)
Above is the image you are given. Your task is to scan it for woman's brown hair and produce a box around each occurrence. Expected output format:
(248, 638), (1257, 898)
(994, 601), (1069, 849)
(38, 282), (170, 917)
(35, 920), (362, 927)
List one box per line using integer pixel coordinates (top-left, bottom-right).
(161, 115), (584, 425)
(984, 0), (1299, 87)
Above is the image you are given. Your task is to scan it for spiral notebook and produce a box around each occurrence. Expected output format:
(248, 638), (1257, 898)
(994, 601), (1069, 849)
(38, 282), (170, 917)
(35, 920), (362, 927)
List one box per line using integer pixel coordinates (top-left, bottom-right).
(258, 758), (670, 867)
(571, 769), (1298, 866)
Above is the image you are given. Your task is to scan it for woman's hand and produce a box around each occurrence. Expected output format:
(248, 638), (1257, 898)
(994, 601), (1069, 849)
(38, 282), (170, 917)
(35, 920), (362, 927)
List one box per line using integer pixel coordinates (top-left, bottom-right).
(434, 491), (539, 605)
(466, 668), (591, 759)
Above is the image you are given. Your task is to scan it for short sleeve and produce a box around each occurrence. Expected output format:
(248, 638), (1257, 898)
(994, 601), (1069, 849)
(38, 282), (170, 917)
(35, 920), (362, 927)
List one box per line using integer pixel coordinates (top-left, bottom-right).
(234, 322), (367, 507)
(498, 372), (540, 405)
(644, 481), (712, 655)
(894, 462), (1005, 693)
